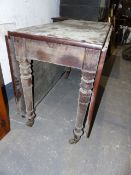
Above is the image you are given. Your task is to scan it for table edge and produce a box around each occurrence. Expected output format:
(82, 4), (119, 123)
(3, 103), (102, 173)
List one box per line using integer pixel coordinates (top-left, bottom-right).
(8, 31), (103, 50)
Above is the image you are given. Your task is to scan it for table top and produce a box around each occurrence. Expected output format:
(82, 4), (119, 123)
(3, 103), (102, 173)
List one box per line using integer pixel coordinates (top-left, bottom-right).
(9, 20), (111, 49)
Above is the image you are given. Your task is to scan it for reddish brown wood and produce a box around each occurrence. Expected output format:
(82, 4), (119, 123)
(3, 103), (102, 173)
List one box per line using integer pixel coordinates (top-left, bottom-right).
(5, 36), (26, 117)
(6, 20), (112, 143)
(84, 51), (107, 136)
(85, 27), (112, 136)
(19, 58), (35, 126)
(0, 88), (10, 139)
(8, 31), (102, 50)
(13, 38), (85, 70)
(52, 17), (71, 79)
(8, 20), (111, 50)
(69, 48), (101, 144)
(5, 36), (16, 97)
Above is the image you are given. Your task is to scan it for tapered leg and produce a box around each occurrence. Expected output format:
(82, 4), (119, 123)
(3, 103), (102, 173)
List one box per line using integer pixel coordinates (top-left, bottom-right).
(69, 71), (95, 144)
(19, 59), (35, 126)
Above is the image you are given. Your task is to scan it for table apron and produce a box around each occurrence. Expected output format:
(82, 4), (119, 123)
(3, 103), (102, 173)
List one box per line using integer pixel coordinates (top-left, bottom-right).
(14, 38), (87, 70)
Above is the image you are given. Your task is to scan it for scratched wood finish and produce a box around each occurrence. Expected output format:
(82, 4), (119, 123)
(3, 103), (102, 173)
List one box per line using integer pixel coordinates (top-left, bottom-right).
(5, 36), (26, 116)
(8, 38), (35, 126)
(6, 37), (65, 117)
(19, 58), (36, 126)
(9, 20), (110, 49)
(75, 49), (101, 129)
(69, 48), (101, 143)
(14, 38), (85, 70)
(7, 20), (112, 143)
(85, 27), (112, 136)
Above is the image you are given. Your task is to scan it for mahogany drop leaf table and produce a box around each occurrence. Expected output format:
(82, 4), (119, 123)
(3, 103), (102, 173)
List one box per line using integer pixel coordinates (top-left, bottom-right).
(6, 20), (112, 144)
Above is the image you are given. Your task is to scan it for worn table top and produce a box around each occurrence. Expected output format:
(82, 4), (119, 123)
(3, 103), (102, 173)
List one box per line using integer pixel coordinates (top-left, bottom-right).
(9, 20), (111, 49)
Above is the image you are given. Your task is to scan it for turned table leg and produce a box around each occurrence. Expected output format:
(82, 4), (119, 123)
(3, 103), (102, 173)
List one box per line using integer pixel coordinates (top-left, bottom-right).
(69, 71), (95, 144)
(19, 59), (35, 126)
(85, 50), (108, 136)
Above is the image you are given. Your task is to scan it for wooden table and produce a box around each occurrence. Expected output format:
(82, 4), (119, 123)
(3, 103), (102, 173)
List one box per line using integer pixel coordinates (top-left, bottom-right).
(7, 20), (112, 143)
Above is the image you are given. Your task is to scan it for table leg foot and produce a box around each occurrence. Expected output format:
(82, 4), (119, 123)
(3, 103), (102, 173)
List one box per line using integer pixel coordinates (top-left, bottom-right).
(26, 112), (36, 127)
(69, 128), (83, 144)
(26, 119), (34, 127)
(69, 136), (81, 144)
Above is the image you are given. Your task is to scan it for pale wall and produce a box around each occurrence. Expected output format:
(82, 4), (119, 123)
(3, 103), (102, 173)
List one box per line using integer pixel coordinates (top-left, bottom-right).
(0, 0), (60, 84)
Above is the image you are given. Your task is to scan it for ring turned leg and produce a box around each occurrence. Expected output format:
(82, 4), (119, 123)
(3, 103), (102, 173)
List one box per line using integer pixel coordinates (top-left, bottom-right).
(19, 59), (35, 126)
(69, 71), (95, 144)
